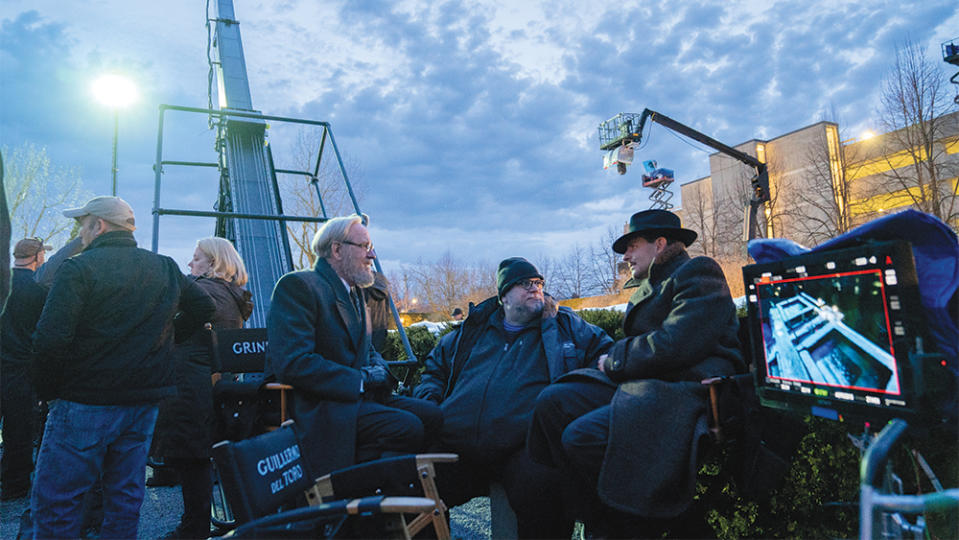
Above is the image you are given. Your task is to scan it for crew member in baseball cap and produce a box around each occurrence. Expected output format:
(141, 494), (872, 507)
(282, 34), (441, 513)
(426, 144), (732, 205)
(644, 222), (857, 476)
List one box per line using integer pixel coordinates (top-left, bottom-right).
(13, 237), (52, 264)
(63, 196), (136, 232)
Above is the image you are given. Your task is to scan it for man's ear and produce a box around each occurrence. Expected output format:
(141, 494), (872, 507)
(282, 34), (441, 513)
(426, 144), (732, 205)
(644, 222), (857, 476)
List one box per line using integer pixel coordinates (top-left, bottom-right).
(655, 236), (668, 254)
(329, 241), (342, 261)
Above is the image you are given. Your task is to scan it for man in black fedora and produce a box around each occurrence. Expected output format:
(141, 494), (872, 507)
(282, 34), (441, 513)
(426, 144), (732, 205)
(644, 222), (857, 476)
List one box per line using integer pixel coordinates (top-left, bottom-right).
(528, 209), (743, 537)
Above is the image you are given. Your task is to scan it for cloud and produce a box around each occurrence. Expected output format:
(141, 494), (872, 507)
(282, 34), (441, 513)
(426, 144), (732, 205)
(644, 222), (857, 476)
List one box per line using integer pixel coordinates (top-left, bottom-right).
(2, 0), (957, 272)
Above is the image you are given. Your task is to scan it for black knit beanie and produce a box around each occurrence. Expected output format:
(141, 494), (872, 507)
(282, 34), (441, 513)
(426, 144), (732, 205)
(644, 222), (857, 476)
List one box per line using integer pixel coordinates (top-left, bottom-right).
(496, 257), (543, 299)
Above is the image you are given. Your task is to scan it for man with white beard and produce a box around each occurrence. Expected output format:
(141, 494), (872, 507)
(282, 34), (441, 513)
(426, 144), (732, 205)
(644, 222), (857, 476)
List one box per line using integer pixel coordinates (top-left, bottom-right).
(266, 214), (441, 476)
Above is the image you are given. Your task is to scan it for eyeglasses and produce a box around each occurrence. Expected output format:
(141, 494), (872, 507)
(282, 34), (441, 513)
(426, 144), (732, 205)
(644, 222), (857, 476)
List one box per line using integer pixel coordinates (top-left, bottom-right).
(340, 240), (375, 253)
(516, 279), (545, 291)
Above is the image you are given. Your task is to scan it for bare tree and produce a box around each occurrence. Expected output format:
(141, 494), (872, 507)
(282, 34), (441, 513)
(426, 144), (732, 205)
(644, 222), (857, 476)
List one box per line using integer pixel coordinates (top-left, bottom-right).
(385, 266), (419, 312)
(462, 261), (497, 307)
(872, 40), (959, 227)
(3, 143), (90, 247)
(403, 251), (497, 316)
(589, 226), (624, 295)
(781, 124), (860, 246)
(534, 254), (559, 294)
(552, 244), (595, 299)
(277, 128), (366, 269)
(414, 250), (467, 315)
(681, 181), (721, 258)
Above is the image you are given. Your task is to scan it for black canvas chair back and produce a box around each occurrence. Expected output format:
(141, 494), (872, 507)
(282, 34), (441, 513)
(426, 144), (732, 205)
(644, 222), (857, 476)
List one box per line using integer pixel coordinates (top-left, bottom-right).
(211, 420), (314, 525)
(212, 328), (269, 441)
(308, 453), (458, 540)
(214, 327), (268, 375)
(327, 456), (423, 499)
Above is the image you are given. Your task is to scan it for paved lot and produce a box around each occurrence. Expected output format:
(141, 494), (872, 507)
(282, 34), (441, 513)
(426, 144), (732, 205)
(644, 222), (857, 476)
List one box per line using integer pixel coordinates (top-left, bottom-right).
(1, 476), (491, 539)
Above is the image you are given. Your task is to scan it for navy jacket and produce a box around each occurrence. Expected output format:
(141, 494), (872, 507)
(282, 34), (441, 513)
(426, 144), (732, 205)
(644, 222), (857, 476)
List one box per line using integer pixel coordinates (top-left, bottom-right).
(415, 296), (613, 460)
(1, 268), (48, 365)
(32, 231), (215, 404)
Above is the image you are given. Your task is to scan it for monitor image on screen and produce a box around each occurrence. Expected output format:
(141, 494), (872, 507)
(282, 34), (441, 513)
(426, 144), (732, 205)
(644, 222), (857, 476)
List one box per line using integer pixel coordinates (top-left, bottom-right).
(757, 270), (898, 394)
(743, 241), (930, 423)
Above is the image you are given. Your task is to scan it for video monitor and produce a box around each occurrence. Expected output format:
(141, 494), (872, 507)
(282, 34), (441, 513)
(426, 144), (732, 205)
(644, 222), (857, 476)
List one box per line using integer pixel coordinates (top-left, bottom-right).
(742, 241), (931, 424)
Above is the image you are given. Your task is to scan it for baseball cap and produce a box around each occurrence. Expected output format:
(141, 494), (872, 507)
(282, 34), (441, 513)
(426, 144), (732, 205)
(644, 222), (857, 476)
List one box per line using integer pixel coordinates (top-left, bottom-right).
(63, 196), (136, 231)
(13, 237), (53, 259)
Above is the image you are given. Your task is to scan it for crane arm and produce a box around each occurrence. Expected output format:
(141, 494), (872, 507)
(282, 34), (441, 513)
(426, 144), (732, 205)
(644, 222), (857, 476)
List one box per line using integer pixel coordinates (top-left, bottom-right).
(599, 108), (771, 239)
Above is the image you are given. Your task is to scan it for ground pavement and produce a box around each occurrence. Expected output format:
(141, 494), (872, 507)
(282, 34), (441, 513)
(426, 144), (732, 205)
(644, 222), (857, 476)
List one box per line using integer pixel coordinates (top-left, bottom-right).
(0, 475), (491, 539)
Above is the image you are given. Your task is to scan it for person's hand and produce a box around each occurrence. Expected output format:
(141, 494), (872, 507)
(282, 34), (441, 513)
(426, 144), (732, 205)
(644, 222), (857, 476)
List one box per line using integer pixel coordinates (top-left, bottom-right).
(361, 365), (391, 391)
(597, 354), (608, 373)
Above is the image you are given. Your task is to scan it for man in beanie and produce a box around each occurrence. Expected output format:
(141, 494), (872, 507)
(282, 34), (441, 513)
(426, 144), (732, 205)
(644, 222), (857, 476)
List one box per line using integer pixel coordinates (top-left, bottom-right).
(528, 209), (743, 537)
(29, 196), (215, 539)
(0, 238), (51, 500)
(414, 257), (613, 538)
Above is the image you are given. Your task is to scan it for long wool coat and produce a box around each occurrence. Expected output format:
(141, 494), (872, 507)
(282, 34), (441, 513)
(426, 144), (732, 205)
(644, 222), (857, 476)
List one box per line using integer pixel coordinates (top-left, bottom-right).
(599, 248), (743, 518)
(265, 258), (380, 476)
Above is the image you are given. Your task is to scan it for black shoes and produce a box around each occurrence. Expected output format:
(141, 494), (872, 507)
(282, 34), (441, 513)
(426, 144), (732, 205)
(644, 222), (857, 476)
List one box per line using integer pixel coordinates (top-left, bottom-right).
(146, 467), (180, 487)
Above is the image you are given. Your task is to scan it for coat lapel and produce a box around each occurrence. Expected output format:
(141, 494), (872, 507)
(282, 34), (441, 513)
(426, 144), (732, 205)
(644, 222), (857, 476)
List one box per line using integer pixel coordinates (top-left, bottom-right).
(624, 281), (653, 328)
(315, 259), (364, 354)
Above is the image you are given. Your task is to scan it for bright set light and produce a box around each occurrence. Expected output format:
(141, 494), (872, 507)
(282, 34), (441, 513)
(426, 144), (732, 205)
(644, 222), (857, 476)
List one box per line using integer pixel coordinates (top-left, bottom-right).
(860, 130), (876, 141)
(92, 74), (138, 108)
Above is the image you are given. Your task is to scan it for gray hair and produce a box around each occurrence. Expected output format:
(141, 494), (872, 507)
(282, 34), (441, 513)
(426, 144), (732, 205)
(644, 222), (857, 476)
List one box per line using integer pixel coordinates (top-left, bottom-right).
(311, 214), (367, 258)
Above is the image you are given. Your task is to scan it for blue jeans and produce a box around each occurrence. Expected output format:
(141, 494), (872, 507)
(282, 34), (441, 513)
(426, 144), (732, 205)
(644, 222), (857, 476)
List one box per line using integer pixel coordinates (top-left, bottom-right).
(31, 400), (159, 539)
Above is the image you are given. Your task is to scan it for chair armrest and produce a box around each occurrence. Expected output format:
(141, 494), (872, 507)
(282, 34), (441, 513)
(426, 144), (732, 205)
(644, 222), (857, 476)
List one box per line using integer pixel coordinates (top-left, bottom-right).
(415, 453), (459, 466)
(701, 376), (726, 443)
(229, 495), (435, 538)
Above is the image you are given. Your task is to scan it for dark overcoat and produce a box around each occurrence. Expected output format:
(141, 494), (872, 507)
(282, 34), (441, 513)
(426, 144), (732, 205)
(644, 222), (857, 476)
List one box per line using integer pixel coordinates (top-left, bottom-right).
(265, 258), (381, 476)
(599, 249), (743, 517)
(160, 277), (253, 460)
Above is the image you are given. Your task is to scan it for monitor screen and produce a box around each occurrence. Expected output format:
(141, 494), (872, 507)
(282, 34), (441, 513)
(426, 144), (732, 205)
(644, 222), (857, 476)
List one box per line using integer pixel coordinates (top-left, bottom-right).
(742, 241), (929, 423)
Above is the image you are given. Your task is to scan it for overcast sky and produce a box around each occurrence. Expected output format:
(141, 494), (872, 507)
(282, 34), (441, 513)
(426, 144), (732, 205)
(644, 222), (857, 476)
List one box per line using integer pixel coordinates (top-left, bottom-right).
(2, 0), (957, 274)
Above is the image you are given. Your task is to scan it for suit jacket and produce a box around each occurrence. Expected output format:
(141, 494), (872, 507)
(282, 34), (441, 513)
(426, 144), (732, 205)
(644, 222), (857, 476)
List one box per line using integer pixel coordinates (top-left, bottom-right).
(266, 258), (383, 475)
(599, 249), (743, 518)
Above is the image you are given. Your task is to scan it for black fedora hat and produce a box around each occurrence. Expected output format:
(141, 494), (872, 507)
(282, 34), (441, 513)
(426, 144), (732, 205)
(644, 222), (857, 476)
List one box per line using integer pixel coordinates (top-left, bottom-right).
(612, 210), (697, 253)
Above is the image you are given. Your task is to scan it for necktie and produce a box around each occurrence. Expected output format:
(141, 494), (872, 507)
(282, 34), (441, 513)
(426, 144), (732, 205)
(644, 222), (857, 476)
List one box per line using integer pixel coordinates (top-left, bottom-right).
(350, 287), (362, 317)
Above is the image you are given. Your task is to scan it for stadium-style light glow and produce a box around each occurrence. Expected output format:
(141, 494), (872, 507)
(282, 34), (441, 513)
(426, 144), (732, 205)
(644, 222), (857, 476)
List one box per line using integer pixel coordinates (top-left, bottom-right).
(92, 74), (138, 108)
(92, 74), (138, 196)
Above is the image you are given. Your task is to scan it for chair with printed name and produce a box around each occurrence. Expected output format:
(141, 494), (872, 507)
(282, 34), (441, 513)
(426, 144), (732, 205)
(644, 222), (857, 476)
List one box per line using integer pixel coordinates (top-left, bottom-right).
(211, 419), (437, 539)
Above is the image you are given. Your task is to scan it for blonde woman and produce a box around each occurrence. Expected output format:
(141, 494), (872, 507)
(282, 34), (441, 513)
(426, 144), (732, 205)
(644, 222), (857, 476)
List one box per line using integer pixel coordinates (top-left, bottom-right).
(159, 237), (253, 539)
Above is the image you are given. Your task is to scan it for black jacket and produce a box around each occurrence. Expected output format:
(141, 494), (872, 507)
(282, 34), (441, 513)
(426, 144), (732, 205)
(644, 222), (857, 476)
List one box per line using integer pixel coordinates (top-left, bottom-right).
(1, 268), (48, 365)
(32, 231), (216, 404)
(415, 296), (613, 461)
(159, 276), (253, 460)
(415, 297), (614, 403)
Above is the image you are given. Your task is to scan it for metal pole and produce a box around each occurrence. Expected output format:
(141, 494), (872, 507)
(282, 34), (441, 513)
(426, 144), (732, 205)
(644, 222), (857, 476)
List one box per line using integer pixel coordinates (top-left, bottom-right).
(111, 110), (119, 196)
(152, 106), (166, 253)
